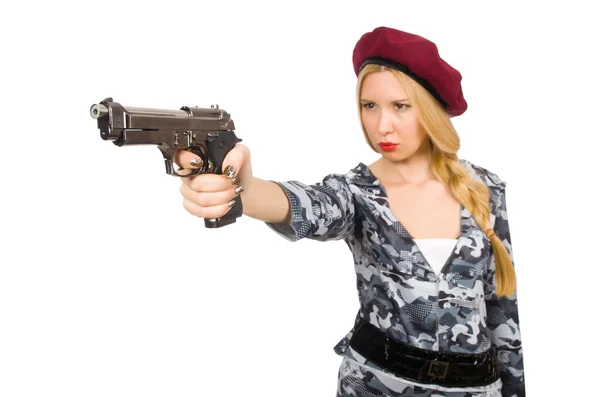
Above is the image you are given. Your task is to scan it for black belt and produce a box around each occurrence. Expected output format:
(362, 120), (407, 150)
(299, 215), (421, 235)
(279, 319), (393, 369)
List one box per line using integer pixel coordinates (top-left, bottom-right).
(348, 318), (499, 388)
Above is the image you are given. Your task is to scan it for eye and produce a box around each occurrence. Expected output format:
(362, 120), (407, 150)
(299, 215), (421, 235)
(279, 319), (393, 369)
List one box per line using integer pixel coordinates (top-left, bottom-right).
(362, 103), (375, 109)
(395, 103), (410, 110)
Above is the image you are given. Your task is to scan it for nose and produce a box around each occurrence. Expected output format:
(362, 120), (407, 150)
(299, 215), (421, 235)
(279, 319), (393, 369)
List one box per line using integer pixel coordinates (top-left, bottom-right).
(377, 110), (394, 136)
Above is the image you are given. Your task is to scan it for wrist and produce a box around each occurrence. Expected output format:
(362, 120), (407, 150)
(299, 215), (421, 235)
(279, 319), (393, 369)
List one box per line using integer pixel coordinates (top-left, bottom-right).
(239, 176), (259, 212)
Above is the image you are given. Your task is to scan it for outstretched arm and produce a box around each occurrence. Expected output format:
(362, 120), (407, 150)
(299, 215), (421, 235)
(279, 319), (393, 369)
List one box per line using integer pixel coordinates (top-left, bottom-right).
(254, 174), (356, 242)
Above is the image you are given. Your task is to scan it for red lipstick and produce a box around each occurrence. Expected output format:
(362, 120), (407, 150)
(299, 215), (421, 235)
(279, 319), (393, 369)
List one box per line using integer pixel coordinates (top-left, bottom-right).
(378, 142), (399, 152)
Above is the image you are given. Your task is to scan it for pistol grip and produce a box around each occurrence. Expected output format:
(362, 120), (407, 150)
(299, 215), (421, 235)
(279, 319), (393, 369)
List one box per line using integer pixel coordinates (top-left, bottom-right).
(204, 130), (243, 228)
(206, 131), (242, 174)
(204, 198), (243, 228)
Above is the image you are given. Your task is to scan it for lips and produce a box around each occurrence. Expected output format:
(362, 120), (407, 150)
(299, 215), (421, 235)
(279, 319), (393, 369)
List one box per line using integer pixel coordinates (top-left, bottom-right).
(378, 142), (399, 151)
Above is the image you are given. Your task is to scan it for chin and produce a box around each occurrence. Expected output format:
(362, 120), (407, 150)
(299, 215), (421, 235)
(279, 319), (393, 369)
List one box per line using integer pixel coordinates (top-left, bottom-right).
(380, 151), (407, 161)
(381, 148), (420, 163)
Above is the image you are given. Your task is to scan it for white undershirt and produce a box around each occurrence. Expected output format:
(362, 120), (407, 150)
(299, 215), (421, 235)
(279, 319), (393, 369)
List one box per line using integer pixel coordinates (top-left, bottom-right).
(413, 238), (458, 274)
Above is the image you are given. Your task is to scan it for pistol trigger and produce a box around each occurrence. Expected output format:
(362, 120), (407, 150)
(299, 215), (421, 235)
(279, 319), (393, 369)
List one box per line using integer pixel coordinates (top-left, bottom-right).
(184, 167), (203, 178)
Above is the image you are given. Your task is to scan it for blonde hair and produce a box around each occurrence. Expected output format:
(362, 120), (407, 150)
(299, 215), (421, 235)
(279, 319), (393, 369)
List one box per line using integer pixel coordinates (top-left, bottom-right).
(356, 64), (516, 297)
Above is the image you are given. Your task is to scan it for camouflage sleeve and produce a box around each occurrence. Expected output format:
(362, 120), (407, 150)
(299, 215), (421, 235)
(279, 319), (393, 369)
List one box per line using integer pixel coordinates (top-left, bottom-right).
(484, 188), (526, 397)
(264, 173), (355, 242)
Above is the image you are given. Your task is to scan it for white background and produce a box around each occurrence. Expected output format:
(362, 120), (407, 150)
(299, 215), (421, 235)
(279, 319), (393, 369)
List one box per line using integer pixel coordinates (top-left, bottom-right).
(1, 1), (599, 396)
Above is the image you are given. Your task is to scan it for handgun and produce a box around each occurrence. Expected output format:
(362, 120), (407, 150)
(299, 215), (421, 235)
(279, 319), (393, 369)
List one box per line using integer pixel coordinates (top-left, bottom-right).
(89, 97), (243, 229)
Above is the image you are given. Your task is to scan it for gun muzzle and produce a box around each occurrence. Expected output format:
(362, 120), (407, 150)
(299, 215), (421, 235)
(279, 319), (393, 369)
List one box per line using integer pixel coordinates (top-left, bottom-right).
(90, 104), (108, 119)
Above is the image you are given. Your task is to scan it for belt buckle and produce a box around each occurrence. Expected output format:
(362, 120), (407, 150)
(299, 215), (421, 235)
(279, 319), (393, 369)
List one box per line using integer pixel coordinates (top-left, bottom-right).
(428, 359), (449, 379)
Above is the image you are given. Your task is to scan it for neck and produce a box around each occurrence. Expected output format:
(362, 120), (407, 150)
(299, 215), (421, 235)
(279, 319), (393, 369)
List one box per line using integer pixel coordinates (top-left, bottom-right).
(379, 146), (434, 185)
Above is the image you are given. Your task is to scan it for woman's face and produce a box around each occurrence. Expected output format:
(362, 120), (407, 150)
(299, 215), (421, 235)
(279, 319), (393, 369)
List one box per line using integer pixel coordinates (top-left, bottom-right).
(360, 71), (430, 161)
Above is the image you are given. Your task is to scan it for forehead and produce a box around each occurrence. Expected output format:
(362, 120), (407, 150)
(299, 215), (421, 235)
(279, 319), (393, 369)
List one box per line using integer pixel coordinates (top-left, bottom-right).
(360, 70), (408, 99)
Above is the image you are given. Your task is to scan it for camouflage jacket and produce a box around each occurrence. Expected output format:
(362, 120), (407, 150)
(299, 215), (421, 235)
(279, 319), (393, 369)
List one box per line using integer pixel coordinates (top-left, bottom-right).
(265, 160), (525, 397)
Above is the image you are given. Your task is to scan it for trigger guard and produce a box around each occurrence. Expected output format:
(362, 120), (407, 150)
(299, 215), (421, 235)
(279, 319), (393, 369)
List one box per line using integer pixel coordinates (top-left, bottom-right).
(176, 166), (203, 178)
(173, 146), (210, 178)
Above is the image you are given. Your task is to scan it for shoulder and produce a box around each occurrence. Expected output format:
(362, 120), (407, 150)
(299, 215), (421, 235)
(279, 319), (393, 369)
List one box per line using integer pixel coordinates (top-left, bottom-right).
(317, 163), (372, 187)
(459, 159), (508, 217)
(459, 158), (507, 191)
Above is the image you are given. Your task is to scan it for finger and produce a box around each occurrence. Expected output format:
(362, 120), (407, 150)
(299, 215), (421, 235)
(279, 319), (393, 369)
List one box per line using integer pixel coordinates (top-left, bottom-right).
(182, 198), (236, 219)
(180, 173), (236, 192)
(180, 183), (240, 207)
(221, 143), (250, 177)
(174, 149), (203, 170)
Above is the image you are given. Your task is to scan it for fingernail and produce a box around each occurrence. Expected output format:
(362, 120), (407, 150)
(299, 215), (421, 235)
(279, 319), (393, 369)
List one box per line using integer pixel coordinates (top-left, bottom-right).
(231, 176), (241, 185)
(234, 185), (244, 195)
(223, 165), (236, 178)
(190, 158), (202, 167)
(227, 199), (236, 207)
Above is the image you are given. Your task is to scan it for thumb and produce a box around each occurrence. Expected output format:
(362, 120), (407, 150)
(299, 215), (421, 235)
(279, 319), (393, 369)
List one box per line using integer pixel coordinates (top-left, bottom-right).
(221, 143), (250, 176)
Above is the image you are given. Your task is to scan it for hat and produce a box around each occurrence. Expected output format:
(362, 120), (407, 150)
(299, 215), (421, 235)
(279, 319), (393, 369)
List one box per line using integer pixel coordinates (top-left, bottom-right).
(352, 26), (467, 117)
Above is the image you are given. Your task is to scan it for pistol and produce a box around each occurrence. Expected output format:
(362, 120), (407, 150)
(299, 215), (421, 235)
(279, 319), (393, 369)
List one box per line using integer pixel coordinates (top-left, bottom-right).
(90, 97), (243, 229)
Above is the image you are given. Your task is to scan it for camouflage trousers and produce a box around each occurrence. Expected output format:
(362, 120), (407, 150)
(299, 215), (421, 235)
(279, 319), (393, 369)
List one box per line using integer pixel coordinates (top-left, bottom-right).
(336, 356), (502, 397)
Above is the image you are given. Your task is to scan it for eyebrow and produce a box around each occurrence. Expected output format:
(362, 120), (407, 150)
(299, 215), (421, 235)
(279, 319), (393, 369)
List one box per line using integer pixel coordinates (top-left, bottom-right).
(359, 98), (410, 103)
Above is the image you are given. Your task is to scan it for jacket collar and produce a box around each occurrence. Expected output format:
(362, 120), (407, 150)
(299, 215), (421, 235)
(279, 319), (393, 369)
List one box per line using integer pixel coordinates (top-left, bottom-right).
(346, 162), (381, 188)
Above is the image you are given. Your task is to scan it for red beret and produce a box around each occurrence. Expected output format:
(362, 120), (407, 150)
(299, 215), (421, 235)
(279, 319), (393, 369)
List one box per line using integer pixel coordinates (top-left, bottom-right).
(352, 26), (467, 117)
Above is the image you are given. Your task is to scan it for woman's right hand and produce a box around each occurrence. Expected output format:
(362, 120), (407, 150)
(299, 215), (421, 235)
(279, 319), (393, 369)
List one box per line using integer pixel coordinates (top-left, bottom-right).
(175, 143), (253, 220)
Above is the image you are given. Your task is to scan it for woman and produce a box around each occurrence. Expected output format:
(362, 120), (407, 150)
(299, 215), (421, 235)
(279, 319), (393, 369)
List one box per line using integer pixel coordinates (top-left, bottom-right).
(177, 26), (525, 397)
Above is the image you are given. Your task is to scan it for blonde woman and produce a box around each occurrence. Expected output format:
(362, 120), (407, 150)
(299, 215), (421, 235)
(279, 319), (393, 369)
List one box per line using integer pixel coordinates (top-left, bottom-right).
(177, 26), (525, 397)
